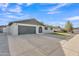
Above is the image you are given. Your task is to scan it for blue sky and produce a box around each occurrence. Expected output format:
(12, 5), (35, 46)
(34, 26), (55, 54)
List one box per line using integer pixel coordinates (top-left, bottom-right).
(0, 3), (79, 28)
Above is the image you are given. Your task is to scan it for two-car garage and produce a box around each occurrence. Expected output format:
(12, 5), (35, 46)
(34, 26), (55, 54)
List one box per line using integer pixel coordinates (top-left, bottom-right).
(18, 25), (36, 35)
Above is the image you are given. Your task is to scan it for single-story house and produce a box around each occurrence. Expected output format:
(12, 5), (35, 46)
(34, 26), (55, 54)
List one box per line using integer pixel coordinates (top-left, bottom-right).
(53, 26), (62, 32)
(6, 18), (53, 35)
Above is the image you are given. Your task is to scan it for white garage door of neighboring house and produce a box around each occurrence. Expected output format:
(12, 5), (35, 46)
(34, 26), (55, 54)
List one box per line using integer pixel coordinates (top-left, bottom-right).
(18, 25), (36, 35)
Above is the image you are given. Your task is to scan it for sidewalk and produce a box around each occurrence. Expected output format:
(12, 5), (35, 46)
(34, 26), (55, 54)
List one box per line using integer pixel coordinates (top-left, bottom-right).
(0, 33), (10, 56)
(62, 34), (79, 56)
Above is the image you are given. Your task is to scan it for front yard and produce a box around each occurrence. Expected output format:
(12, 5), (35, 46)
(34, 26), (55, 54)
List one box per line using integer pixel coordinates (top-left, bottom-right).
(49, 32), (74, 40)
(51, 32), (70, 35)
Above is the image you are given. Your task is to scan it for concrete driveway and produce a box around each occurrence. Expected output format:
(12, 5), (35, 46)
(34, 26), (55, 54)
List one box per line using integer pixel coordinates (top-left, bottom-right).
(8, 34), (66, 56)
(0, 33), (10, 56)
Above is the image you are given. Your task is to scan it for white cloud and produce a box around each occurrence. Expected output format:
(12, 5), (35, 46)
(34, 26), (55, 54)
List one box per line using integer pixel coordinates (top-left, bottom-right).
(0, 3), (9, 11)
(0, 3), (23, 15)
(0, 3), (8, 8)
(0, 18), (8, 22)
(0, 3), (23, 14)
(47, 11), (60, 14)
(17, 3), (23, 5)
(6, 15), (19, 19)
(17, 3), (33, 6)
(26, 3), (33, 6)
(49, 3), (68, 11)
(5, 12), (12, 14)
(66, 16), (79, 20)
(4, 13), (32, 20)
(8, 5), (22, 13)
(47, 3), (71, 15)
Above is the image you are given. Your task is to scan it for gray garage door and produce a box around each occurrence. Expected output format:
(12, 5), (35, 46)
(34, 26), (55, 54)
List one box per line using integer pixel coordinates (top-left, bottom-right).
(18, 25), (36, 35)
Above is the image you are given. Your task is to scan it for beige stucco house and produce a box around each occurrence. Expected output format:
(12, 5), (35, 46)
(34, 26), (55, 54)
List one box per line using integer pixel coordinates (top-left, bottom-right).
(5, 18), (53, 35)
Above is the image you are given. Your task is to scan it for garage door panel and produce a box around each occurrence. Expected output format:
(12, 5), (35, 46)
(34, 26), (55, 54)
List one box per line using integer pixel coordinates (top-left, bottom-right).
(18, 25), (36, 35)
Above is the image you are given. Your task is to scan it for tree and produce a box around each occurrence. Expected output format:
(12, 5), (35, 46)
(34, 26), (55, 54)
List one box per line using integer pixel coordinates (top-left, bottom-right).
(64, 21), (73, 33)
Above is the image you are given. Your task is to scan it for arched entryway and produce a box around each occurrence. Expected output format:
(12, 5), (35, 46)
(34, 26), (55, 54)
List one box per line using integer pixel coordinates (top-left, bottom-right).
(39, 27), (42, 33)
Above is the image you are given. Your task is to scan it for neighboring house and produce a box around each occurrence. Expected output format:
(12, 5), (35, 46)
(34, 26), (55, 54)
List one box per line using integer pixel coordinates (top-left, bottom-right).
(0, 26), (6, 33)
(73, 28), (79, 34)
(53, 26), (62, 32)
(6, 18), (53, 35)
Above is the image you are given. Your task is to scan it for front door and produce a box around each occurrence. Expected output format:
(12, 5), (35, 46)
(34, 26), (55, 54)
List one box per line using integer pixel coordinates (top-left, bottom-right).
(39, 27), (42, 33)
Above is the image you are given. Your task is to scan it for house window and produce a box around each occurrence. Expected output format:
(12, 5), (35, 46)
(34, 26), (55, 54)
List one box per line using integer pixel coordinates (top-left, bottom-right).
(45, 27), (48, 30)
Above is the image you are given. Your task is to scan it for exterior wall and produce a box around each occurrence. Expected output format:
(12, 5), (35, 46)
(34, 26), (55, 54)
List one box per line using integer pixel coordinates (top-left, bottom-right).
(10, 23), (18, 35)
(36, 26), (39, 34)
(43, 27), (53, 33)
(7, 23), (18, 35)
(36, 26), (45, 34)
(36, 26), (53, 34)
